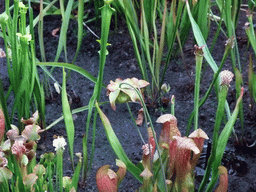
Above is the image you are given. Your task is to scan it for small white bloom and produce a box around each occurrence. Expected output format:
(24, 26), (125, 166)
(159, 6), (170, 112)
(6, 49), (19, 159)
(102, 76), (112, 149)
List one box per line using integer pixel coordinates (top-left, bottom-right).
(53, 136), (66, 151)
(19, 2), (26, 8)
(220, 70), (234, 86)
(54, 82), (60, 94)
(23, 34), (32, 42)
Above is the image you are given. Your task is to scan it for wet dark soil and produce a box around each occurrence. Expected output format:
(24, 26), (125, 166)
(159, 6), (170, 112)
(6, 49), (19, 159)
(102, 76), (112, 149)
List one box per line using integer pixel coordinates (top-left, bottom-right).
(1, 4), (256, 192)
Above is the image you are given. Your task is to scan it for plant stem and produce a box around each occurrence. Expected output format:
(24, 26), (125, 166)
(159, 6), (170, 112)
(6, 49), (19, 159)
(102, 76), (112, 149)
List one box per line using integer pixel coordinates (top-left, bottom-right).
(199, 78), (232, 192)
(56, 149), (64, 192)
(194, 45), (204, 130)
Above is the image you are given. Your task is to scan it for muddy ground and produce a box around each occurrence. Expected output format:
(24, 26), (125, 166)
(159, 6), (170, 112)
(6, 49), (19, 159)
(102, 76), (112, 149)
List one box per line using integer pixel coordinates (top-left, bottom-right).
(0, 3), (256, 192)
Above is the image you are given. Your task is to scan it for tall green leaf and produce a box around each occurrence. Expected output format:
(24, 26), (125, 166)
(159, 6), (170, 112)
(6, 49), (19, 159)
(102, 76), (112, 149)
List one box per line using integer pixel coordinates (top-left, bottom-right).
(95, 101), (143, 182)
(61, 68), (75, 168)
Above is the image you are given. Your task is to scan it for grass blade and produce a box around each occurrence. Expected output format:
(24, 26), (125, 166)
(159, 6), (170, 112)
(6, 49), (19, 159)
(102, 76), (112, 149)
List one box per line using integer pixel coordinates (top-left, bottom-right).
(38, 0), (46, 62)
(37, 62), (101, 86)
(95, 101), (143, 182)
(61, 68), (75, 168)
(72, 0), (84, 63)
(84, 1), (114, 175)
(205, 88), (244, 192)
(54, 0), (74, 62)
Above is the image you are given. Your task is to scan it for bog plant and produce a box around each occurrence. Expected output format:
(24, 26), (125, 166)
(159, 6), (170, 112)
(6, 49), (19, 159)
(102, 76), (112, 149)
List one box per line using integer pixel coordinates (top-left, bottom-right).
(96, 65), (244, 191)
(112, 0), (184, 101)
(0, 110), (82, 191)
(0, 1), (45, 130)
(0, 0), (254, 191)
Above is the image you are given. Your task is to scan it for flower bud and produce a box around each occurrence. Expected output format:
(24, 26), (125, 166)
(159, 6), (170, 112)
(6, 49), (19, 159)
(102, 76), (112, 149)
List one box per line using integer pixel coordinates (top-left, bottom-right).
(220, 70), (234, 86)
(225, 36), (235, 49)
(19, 2), (28, 14)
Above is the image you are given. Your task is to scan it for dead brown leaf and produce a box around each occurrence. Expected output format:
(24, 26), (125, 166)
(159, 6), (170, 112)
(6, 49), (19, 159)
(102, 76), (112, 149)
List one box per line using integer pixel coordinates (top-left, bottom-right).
(52, 28), (60, 37)
(136, 108), (144, 126)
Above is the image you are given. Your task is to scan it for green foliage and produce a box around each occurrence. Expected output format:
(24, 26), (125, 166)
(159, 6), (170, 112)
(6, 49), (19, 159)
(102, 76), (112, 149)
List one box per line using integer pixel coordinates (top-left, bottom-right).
(61, 68), (75, 168)
(111, 0), (189, 99)
(245, 13), (256, 104)
(0, 0), (254, 191)
(95, 101), (143, 183)
(84, 0), (115, 178)
(0, 0), (45, 130)
(98, 76), (243, 191)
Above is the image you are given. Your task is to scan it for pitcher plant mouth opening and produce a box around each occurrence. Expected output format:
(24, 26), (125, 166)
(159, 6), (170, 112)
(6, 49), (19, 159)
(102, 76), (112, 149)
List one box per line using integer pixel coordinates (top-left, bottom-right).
(96, 159), (126, 192)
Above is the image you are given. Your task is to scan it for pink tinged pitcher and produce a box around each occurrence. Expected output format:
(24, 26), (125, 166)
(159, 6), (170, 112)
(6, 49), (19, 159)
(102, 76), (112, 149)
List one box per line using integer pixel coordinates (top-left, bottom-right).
(188, 128), (209, 172)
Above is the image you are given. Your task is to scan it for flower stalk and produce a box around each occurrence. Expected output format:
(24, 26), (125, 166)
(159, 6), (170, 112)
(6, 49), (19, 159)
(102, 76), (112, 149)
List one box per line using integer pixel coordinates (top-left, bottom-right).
(53, 136), (66, 192)
(171, 95), (175, 116)
(194, 45), (205, 130)
(199, 70), (234, 191)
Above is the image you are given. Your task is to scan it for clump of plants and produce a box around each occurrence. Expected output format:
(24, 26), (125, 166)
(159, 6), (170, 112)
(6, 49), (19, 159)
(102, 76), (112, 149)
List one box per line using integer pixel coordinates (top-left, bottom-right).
(95, 111), (229, 191)
(0, 0), (255, 190)
(0, 110), (82, 191)
(95, 66), (244, 191)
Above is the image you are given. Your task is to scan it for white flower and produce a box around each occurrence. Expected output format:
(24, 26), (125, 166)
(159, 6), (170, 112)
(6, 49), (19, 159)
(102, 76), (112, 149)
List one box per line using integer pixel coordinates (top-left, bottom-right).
(220, 70), (234, 86)
(53, 136), (66, 151)
(19, 2), (26, 8)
